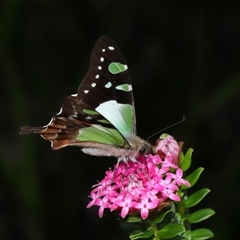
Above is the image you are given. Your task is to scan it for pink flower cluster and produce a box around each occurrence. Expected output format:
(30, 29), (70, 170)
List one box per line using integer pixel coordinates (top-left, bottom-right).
(87, 135), (190, 220)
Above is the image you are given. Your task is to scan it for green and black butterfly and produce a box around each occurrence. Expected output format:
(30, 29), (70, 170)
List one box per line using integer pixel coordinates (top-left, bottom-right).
(20, 36), (154, 162)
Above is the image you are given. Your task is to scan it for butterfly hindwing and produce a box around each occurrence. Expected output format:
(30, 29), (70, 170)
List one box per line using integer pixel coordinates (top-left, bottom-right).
(20, 36), (140, 155)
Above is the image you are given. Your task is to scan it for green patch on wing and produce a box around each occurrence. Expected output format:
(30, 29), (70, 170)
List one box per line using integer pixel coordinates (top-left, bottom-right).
(77, 124), (128, 147)
(83, 109), (99, 115)
(96, 100), (133, 134)
(115, 84), (132, 92)
(108, 62), (128, 74)
(97, 119), (111, 124)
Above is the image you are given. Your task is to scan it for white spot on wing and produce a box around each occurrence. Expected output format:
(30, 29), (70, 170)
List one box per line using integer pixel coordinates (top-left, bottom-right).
(71, 93), (77, 97)
(108, 46), (114, 50)
(91, 83), (96, 87)
(84, 90), (89, 94)
(102, 48), (106, 52)
(98, 66), (102, 70)
(100, 57), (104, 62)
(95, 74), (99, 79)
(105, 82), (112, 88)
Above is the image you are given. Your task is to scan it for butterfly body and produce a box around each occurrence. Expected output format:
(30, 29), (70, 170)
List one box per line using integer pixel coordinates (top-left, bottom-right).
(20, 36), (153, 161)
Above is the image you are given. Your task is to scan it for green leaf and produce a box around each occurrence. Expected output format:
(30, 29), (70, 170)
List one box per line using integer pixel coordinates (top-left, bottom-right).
(182, 230), (192, 240)
(182, 167), (204, 190)
(150, 209), (172, 224)
(160, 236), (188, 240)
(191, 228), (214, 239)
(126, 216), (143, 223)
(121, 220), (150, 234)
(129, 227), (154, 239)
(180, 148), (193, 171)
(158, 223), (185, 239)
(178, 152), (184, 166)
(174, 213), (182, 223)
(184, 188), (211, 208)
(188, 208), (215, 223)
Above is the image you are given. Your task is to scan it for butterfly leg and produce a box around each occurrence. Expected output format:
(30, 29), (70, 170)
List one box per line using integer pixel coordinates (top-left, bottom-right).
(117, 155), (138, 166)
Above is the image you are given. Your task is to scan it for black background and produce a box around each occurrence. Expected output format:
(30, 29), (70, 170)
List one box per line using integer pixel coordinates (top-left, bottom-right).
(1, 1), (240, 239)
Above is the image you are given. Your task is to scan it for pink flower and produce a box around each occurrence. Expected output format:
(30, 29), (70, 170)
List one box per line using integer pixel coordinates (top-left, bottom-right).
(162, 188), (181, 201)
(156, 134), (180, 165)
(167, 168), (191, 187)
(96, 195), (110, 218)
(114, 193), (136, 218)
(135, 194), (159, 219)
(87, 134), (190, 220)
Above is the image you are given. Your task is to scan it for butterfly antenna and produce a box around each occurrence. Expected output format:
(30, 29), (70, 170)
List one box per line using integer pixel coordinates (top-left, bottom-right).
(146, 115), (186, 142)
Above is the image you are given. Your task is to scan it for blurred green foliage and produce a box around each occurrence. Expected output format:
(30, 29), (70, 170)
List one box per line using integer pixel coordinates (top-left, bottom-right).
(1, 1), (240, 239)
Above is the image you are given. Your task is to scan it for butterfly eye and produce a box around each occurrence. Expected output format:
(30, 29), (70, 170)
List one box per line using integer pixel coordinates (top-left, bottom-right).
(138, 144), (152, 155)
(138, 145), (146, 154)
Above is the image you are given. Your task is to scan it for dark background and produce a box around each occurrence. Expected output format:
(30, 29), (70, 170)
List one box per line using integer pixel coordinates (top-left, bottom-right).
(1, 1), (240, 239)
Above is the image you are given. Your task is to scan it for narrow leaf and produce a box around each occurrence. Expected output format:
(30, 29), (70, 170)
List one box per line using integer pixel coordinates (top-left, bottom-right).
(188, 208), (215, 223)
(126, 216), (143, 223)
(191, 228), (214, 239)
(184, 188), (210, 208)
(158, 223), (185, 239)
(178, 152), (184, 166)
(180, 148), (193, 171)
(182, 230), (192, 240)
(121, 221), (150, 235)
(150, 209), (172, 224)
(130, 227), (154, 239)
(182, 167), (204, 190)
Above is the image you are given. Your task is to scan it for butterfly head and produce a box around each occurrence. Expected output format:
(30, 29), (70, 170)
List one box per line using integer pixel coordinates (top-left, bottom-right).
(138, 142), (154, 155)
(124, 133), (154, 157)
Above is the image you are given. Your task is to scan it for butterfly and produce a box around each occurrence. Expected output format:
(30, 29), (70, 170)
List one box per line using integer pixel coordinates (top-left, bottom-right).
(20, 36), (154, 162)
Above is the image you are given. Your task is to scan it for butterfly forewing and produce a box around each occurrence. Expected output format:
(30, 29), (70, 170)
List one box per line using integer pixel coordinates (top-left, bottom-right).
(20, 36), (139, 153)
(78, 36), (136, 134)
